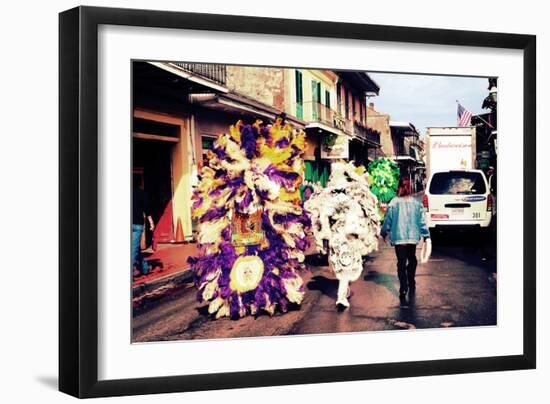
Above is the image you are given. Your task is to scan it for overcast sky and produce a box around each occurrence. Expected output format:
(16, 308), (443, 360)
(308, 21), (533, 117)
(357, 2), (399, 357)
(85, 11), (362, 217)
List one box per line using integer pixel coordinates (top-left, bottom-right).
(367, 72), (490, 138)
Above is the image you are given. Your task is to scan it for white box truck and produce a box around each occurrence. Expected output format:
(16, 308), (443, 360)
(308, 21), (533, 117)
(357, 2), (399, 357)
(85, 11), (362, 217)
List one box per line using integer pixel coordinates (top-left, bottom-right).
(425, 127), (476, 178)
(423, 127), (492, 231)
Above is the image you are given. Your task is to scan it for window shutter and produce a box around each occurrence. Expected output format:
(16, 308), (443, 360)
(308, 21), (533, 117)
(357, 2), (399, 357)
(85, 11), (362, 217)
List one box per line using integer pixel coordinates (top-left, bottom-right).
(311, 80), (320, 120)
(316, 82), (321, 103)
(295, 70), (303, 119)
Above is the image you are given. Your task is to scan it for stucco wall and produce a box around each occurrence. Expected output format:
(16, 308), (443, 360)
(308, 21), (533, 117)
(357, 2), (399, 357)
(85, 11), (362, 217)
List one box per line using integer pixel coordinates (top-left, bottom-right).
(226, 66), (286, 111)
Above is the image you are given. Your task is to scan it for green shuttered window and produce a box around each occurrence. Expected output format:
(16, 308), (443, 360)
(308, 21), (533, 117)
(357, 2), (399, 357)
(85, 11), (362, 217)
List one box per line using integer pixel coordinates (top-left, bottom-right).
(295, 70), (303, 119)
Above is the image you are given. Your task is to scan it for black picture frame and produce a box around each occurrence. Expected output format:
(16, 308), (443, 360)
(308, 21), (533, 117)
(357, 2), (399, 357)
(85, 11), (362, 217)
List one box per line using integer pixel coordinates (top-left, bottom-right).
(59, 5), (536, 398)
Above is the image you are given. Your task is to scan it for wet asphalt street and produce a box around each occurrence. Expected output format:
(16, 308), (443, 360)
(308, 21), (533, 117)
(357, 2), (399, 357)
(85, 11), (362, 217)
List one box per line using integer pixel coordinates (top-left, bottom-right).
(132, 232), (497, 342)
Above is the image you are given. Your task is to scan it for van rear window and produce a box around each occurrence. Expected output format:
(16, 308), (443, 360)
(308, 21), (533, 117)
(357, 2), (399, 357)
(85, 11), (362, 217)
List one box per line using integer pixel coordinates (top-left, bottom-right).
(429, 172), (486, 195)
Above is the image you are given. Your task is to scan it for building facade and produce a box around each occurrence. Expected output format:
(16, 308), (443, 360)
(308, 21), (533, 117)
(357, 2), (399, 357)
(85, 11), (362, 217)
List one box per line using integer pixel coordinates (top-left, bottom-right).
(132, 61), (380, 246)
(389, 121), (422, 188)
(472, 77), (498, 173)
(336, 72), (381, 166)
(366, 102), (425, 190)
(367, 102), (392, 157)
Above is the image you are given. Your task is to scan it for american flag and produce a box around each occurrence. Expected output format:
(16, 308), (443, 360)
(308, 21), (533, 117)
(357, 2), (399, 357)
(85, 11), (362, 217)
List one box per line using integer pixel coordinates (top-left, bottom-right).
(457, 103), (473, 127)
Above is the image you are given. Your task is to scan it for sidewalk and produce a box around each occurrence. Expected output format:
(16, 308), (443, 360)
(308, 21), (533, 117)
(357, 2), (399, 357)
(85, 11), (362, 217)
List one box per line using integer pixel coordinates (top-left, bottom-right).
(133, 242), (198, 305)
(133, 236), (318, 305)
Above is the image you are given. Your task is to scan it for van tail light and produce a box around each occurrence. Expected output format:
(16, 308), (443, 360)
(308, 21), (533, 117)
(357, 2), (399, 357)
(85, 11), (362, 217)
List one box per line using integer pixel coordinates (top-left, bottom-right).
(423, 194), (429, 211)
(487, 194), (493, 212)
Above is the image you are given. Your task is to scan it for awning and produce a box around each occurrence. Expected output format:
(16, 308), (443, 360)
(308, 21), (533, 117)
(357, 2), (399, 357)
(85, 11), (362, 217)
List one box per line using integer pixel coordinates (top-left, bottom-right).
(336, 71), (380, 95)
(190, 92), (305, 128)
(390, 121), (420, 137)
(305, 121), (347, 138)
(148, 62), (228, 93)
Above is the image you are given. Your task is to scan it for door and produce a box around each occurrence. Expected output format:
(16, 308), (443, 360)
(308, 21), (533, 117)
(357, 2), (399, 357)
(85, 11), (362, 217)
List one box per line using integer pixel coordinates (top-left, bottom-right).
(133, 138), (174, 247)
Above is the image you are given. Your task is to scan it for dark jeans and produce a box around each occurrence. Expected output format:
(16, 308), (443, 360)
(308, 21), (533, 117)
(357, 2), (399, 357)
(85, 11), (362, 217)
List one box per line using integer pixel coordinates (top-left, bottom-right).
(132, 224), (149, 275)
(394, 244), (417, 294)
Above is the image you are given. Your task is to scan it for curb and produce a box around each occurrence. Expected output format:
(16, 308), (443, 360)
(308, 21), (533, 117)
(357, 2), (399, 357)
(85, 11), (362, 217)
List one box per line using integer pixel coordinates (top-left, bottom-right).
(133, 267), (194, 301)
(133, 247), (318, 302)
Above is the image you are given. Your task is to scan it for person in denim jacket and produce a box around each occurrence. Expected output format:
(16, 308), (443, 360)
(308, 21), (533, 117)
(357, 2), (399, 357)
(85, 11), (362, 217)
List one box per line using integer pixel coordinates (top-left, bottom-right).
(380, 177), (430, 298)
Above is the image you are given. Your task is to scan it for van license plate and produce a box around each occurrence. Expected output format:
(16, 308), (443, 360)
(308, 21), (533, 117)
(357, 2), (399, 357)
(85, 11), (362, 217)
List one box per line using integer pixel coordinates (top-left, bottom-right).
(451, 208), (464, 215)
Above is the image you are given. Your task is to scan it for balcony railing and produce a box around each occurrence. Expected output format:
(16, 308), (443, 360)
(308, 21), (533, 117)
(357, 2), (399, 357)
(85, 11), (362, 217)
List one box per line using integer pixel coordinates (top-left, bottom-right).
(298, 101), (352, 133)
(294, 102), (382, 147)
(392, 145), (417, 159)
(171, 62), (227, 86)
(354, 121), (380, 145)
(333, 112), (353, 134)
(393, 140), (407, 157)
(367, 128), (381, 145)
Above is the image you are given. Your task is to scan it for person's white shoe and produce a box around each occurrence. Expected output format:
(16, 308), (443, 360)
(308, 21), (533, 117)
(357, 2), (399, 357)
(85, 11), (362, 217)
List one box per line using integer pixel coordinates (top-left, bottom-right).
(336, 298), (350, 308)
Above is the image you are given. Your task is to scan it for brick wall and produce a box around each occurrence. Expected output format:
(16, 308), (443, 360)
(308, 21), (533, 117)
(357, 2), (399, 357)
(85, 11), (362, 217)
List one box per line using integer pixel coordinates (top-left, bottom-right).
(367, 104), (392, 156)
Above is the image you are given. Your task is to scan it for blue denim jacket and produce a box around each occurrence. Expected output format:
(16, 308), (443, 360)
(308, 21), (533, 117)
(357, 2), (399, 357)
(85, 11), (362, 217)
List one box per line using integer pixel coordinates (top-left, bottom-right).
(380, 196), (430, 245)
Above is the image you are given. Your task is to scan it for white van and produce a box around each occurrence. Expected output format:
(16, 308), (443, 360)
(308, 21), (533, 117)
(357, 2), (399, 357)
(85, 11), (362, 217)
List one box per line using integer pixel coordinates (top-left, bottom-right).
(423, 169), (492, 231)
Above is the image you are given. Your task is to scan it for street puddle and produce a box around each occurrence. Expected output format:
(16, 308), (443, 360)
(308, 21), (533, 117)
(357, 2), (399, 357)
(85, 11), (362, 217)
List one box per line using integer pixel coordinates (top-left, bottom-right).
(388, 319), (416, 329)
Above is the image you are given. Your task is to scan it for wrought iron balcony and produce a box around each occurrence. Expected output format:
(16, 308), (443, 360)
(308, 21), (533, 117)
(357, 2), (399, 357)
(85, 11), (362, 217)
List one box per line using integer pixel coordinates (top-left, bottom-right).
(393, 140), (407, 157)
(367, 128), (381, 145)
(393, 144), (417, 159)
(170, 62), (227, 86)
(353, 121), (381, 145)
(296, 102), (381, 147)
(298, 101), (352, 133)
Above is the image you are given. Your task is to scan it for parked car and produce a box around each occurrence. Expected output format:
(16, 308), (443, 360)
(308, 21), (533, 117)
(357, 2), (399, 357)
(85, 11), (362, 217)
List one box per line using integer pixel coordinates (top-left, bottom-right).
(423, 169), (493, 232)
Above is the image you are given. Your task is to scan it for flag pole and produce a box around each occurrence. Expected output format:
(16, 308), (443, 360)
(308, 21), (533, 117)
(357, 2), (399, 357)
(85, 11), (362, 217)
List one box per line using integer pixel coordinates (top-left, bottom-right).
(472, 113), (494, 129)
(456, 100), (494, 129)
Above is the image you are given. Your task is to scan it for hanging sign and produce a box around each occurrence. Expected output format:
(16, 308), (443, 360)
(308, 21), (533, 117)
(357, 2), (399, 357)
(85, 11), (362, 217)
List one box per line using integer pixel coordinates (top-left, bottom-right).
(321, 135), (349, 159)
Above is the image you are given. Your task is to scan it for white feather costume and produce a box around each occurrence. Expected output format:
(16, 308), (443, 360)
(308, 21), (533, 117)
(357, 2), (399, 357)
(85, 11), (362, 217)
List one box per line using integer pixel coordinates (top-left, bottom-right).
(304, 161), (381, 307)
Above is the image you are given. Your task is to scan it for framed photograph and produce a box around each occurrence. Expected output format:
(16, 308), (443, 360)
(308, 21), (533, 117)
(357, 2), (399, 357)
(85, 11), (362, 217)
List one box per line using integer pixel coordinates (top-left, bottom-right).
(59, 6), (536, 398)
